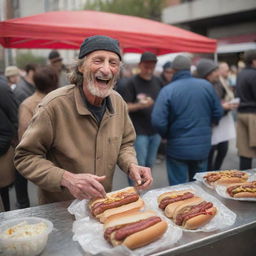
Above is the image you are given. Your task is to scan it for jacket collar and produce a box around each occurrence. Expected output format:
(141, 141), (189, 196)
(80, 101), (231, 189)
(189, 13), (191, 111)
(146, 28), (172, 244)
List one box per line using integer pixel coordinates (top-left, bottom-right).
(172, 70), (192, 82)
(74, 85), (114, 116)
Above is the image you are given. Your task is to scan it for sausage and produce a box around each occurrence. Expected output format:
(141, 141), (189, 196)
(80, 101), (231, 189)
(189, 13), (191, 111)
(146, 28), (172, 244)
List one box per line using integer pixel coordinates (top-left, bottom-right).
(175, 201), (213, 226)
(114, 216), (161, 241)
(159, 192), (194, 209)
(92, 193), (139, 216)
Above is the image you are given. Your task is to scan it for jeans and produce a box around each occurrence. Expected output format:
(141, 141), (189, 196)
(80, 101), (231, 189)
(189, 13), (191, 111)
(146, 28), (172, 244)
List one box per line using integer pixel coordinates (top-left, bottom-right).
(240, 156), (252, 170)
(166, 157), (208, 185)
(208, 141), (228, 171)
(0, 186), (10, 211)
(14, 171), (30, 209)
(128, 134), (161, 186)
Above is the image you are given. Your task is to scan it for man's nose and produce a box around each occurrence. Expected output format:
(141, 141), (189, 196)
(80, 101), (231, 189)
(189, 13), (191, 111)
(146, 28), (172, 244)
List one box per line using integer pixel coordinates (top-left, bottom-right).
(100, 61), (111, 75)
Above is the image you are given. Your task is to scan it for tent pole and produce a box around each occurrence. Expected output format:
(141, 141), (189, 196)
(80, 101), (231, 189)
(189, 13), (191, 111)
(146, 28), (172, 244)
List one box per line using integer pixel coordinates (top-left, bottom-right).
(214, 51), (218, 63)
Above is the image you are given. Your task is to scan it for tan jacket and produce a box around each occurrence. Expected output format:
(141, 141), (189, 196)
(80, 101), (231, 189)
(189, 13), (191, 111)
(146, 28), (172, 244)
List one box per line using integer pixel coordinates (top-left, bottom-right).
(18, 91), (45, 140)
(0, 146), (15, 188)
(14, 85), (137, 204)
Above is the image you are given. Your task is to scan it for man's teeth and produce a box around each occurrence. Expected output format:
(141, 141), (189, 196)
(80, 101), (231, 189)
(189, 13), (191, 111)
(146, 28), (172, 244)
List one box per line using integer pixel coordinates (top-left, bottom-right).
(96, 78), (110, 83)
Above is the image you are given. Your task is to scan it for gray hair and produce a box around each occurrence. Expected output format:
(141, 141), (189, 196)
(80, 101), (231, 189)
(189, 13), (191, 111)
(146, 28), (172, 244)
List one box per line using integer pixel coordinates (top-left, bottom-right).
(68, 58), (86, 87)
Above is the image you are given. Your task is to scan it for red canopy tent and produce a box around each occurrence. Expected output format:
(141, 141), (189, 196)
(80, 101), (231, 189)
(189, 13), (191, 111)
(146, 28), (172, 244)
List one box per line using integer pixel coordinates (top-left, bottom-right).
(0, 10), (216, 55)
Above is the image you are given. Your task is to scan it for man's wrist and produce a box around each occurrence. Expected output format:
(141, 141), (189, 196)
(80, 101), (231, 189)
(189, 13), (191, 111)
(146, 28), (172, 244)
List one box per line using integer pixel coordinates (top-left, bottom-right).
(128, 162), (137, 174)
(61, 171), (73, 188)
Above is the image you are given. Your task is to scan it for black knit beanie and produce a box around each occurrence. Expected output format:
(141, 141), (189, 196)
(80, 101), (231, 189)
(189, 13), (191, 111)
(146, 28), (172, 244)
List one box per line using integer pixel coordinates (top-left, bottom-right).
(79, 35), (122, 60)
(196, 59), (218, 78)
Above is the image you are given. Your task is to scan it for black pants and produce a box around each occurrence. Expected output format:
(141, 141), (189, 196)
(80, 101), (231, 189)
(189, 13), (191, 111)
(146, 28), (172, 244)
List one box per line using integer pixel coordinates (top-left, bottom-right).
(14, 171), (30, 208)
(0, 186), (10, 211)
(208, 141), (229, 171)
(240, 156), (252, 170)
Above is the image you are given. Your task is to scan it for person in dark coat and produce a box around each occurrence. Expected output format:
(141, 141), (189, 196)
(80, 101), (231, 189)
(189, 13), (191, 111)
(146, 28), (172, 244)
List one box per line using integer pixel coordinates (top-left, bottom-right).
(48, 50), (68, 87)
(0, 77), (18, 211)
(236, 49), (256, 170)
(158, 61), (173, 87)
(13, 63), (37, 209)
(121, 52), (162, 185)
(14, 64), (36, 105)
(152, 55), (223, 185)
(196, 59), (238, 171)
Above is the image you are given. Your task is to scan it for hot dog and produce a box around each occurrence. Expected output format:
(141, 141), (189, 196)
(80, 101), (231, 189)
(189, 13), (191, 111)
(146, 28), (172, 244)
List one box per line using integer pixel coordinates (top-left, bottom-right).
(172, 197), (217, 229)
(157, 190), (199, 218)
(226, 181), (256, 198)
(103, 210), (168, 249)
(88, 187), (144, 223)
(203, 170), (249, 186)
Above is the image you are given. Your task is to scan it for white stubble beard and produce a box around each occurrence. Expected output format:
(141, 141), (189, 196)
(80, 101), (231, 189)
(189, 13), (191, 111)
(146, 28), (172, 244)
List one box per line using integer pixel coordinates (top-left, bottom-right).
(85, 70), (118, 98)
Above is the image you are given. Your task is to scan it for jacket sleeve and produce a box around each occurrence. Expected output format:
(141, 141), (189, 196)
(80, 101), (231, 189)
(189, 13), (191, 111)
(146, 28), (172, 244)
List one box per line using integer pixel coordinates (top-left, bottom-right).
(0, 84), (18, 131)
(18, 103), (33, 141)
(0, 84), (18, 155)
(151, 88), (170, 138)
(210, 85), (224, 125)
(117, 103), (138, 172)
(14, 106), (65, 192)
(249, 71), (256, 100)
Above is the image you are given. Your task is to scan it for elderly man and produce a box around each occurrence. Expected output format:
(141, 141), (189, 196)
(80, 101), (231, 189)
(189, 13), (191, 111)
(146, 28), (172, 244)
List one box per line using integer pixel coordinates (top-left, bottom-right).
(14, 35), (152, 204)
(152, 55), (223, 185)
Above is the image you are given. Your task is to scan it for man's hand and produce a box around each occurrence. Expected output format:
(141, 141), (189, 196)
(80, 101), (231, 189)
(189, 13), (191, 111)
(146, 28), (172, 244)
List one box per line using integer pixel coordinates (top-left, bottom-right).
(128, 163), (153, 190)
(222, 102), (238, 111)
(61, 171), (106, 200)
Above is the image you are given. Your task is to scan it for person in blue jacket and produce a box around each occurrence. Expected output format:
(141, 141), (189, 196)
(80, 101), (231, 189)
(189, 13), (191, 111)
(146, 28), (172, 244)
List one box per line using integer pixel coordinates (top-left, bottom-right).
(151, 55), (223, 185)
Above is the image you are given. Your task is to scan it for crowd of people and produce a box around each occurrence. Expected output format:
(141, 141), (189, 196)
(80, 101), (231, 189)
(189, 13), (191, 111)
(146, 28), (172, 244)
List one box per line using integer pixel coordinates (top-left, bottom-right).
(0, 35), (256, 212)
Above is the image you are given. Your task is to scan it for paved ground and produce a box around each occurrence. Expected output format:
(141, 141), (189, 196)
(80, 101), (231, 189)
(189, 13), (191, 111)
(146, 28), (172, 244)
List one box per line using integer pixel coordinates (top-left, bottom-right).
(8, 138), (256, 210)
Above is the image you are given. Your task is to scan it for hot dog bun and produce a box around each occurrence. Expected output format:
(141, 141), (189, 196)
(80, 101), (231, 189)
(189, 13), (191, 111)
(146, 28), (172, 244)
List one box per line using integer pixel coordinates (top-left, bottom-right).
(98, 198), (144, 223)
(173, 197), (217, 229)
(89, 187), (136, 208)
(158, 190), (196, 214)
(204, 170), (248, 186)
(182, 207), (217, 229)
(226, 181), (256, 198)
(157, 189), (194, 203)
(88, 187), (144, 223)
(104, 210), (168, 249)
(164, 196), (201, 218)
(172, 197), (204, 219)
(215, 176), (248, 185)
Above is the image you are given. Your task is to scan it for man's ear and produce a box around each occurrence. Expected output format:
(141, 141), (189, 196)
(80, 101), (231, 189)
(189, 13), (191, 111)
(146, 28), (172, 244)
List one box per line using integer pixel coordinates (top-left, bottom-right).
(78, 65), (83, 73)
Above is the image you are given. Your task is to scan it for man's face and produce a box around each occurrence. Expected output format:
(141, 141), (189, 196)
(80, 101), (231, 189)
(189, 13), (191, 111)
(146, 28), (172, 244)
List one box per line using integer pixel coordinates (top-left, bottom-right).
(206, 69), (220, 83)
(163, 68), (173, 82)
(139, 61), (156, 80)
(79, 50), (120, 98)
(219, 63), (230, 79)
(51, 60), (63, 72)
(8, 75), (20, 84)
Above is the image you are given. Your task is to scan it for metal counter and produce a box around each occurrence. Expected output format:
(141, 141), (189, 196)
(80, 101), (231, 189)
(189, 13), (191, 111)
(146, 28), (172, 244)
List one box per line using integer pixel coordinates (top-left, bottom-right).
(0, 181), (255, 256)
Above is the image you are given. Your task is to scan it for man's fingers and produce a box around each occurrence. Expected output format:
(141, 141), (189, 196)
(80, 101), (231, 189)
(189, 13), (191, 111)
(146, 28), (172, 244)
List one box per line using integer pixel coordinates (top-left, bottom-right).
(94, 175), (106, 181)
(89, 178), (106, 197)
(130, 168), (142, 186)
(87, 174), (106, 181)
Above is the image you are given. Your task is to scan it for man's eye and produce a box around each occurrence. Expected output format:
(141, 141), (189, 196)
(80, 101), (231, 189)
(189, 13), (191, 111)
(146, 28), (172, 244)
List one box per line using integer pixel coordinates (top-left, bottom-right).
(94, 60), (102, 64)
(110, 61), (118, 66)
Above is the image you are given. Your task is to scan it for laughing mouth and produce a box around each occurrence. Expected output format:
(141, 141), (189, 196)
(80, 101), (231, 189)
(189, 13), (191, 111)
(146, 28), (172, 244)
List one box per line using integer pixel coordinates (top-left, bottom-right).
(95, 77), (111, 85)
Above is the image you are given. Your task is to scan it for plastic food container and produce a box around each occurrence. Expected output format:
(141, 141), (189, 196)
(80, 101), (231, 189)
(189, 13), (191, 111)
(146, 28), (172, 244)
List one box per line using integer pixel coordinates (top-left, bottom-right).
(0, 217), (53, 256)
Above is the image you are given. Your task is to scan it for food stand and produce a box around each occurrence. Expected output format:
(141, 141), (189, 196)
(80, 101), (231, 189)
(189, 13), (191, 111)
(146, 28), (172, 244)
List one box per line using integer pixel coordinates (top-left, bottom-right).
(0, 180), (255, 256)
